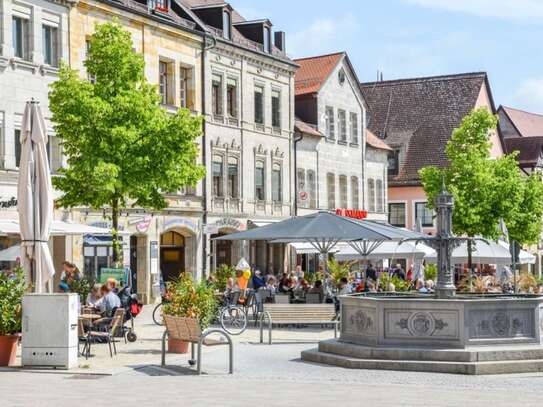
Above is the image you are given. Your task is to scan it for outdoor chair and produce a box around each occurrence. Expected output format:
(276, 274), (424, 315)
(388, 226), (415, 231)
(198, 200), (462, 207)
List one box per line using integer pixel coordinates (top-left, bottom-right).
(161, 315), (233, 375)
(305, 292), (322, 304)
(78, 318), (90, 360)
(274, 293), (290, 304)
(85, 308), (125, 358)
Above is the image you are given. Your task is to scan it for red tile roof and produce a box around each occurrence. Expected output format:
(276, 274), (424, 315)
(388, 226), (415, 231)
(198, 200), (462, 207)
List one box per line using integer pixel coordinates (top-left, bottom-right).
(294, 118), (323, 137)
(366, 130), (392, 151)
(501, 106), (543, 138)
(294, 52), (344, 96)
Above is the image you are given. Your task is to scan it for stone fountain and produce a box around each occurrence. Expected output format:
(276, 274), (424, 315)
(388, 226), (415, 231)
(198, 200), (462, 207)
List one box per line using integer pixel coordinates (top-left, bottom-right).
(301, 185), (543, 375)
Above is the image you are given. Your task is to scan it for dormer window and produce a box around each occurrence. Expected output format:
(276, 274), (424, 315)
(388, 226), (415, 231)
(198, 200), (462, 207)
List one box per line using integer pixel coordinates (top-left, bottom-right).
(264, 26), (271, 53)
(222, 10), (231, 40)
(152, 0), (168, 12)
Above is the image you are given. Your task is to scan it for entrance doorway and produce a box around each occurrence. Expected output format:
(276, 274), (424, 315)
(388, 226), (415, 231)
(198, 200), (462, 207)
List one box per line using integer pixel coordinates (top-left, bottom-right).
(129, 236), (138, 293)
(160, 231), (185, 283)
(214, 234), (233, 268)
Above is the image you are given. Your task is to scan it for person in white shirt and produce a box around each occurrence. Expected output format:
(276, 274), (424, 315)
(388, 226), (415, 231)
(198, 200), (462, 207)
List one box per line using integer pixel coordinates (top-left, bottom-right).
(95, 284), (121, 317)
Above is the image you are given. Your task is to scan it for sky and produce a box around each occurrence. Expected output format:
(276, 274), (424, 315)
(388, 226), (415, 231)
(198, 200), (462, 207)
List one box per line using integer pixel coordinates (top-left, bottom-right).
(229, 0), (543, 113)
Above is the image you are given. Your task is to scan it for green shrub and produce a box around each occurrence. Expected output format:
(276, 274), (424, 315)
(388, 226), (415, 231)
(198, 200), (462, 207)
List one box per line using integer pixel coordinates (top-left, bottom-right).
(0, 266), (26, 336)
(328, 259), (352, 286)
(211, 264), (235, 292)
(69, 277), (94, 304)
(424, 264), (437, 281)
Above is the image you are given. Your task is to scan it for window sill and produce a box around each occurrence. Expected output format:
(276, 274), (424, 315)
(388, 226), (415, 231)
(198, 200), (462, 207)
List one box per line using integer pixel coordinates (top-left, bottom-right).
(349, 142), (359, 147)
(272, 127), (282, 135)
(10, 57), (38, 73)
(325, 138), (336, 143)
(40, 64), (60, 75)
(337, 140), (348, 146)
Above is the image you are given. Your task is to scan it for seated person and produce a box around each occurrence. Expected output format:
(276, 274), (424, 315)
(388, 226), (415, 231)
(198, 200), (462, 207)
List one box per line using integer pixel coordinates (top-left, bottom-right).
(106, 278), (119, 294)
(308, 280), (325, 297)
(95, 284), (121, 317)
(251, 270), (266, 290)
(338, 277), (352, 295)
(265, 277), (277, 294)
(86, 284), (102, 306)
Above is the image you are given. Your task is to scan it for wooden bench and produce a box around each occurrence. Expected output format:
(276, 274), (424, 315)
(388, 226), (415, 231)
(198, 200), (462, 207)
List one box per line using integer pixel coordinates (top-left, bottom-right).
(161, 315), (233, 374)
(259, 304), (339, 345)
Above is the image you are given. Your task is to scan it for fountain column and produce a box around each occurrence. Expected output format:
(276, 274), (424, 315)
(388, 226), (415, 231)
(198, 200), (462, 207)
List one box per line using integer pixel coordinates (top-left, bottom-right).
(434, 185), (456, 298)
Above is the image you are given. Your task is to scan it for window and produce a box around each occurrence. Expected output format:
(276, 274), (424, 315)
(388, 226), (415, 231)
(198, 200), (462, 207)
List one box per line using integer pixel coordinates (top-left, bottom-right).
(42, 25), (58, 67)
(85, 39), (96, 83)
(339, 175), (348, 208)
(351, 176), (359, 209)
(226, 78), (237, 118)
(161, 231), (184, 247)
(14, 129), (21, 168)
(327, 173), (336, 210)
(181, 184), (196, 196)
(227, 156), (239, 198)
(264, 26), (271, 53)
(254, 84), (264, 125)
(297, 168), (306, 207)
(368, 179), (375, 212)
(338, 110), (347, 142)
(159, 61), (172, 105)
(222, 10), (231, 40)
(307, 170), (316, 209)
(255, 160), (265, 201)
(415, 202), (434, 227)
(325, 107), (335, 140)
(212, 74), (223, 116)
(155, 0), (169, 12)
(388, 149), (400, 176)
(271, 89), (281, 129)
(212, 155), (223, 197)
(350, 113), (358, 144)
(388, 203), (406, 227)
(12, 16), (29, 60)
(48, 135), (62, 172)
(179, 67), (189, 108)
(376, 179), (383, 212)
(272, 163), (282, 202)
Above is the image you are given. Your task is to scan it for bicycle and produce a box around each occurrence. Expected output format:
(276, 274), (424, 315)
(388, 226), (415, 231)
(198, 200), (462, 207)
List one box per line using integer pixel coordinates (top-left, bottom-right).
(218, 291), (248, 335)
(152, 298), (168, 326)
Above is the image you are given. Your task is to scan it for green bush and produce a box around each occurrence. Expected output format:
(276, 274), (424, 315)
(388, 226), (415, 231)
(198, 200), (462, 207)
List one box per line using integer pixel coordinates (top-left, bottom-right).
(0, 266), (26, 336)
(163, 274), (218, 329)
(328, 259), (351, 286)
(69, 277), (94, 304)
(211, 264), (235, 292)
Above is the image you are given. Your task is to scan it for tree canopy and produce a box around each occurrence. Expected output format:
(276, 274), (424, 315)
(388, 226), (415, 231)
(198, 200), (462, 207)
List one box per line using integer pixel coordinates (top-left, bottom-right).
(420, 108), (543, 245)
(49, 22), (205, 263)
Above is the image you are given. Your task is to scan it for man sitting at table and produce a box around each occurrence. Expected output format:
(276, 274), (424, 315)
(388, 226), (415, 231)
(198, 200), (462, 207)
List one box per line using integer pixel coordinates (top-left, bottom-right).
(95, 284), (121, 317)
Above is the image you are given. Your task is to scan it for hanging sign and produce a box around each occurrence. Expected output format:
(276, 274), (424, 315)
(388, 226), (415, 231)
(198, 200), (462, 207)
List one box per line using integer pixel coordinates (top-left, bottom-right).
(335, 208), (368, 220)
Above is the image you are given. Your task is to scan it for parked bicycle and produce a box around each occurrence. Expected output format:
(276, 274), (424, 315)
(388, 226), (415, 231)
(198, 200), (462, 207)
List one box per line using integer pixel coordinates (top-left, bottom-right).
(218, 291), (248, 335)
(152, 298), (168, 326)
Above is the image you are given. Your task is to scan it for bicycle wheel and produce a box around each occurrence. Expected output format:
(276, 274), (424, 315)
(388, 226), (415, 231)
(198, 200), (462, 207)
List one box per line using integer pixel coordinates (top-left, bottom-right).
(152, 303), (164, 326)
(220, 306), (247, 335)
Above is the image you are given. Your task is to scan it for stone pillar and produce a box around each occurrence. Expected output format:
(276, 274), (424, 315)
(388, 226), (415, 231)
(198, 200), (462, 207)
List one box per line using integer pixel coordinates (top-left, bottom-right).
(434, 185), (456, 299)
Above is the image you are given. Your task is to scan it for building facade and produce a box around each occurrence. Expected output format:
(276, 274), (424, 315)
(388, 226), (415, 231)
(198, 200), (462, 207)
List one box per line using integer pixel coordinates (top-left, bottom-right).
(361, 73), (504, 235)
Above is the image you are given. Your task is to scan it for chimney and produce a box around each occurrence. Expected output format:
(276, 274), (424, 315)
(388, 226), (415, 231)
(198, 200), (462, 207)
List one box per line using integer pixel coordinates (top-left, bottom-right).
(274, 31), (285, 52)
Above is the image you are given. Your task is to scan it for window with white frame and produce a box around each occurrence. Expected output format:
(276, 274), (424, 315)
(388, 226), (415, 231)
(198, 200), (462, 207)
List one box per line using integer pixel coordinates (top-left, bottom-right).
(388, 203), (406, 227)
(48, 135), (62, 172)
(307, 170), (316, 209)
(368, 179), (375, 212)
(325, 106), (335, 140)
(159, 60), (174, 105)
(271, 89), (281, 129)
(254, 84), (264, 125)
(350, 112), (358, 144)
(272, 163), (282, 203)
(222, 10), (231, 40)
(42, 25), (59, 67)
(351, 176), (359, 209)
(226, 78), (237, 118)
(415, 202), (434, 227)
(85, 39), (96, 83)
(264, 26), (271, 53)
(338, 109), (347, 142)
(327, 173), (336, 210)
(179, 67), (189, 108)
(255, 160), (265, 201)
(212, 73), (223, 117)
(12, 16), (30, 61)
(227, 156), (239, 198)
(376, 179), (383, 212)
(339, 175), (348, 208)
(212, 155), (224, 197)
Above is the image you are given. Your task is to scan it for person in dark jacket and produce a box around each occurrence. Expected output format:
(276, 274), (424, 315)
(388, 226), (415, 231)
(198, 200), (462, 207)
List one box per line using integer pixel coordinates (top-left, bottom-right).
(251, 270), (266, 290)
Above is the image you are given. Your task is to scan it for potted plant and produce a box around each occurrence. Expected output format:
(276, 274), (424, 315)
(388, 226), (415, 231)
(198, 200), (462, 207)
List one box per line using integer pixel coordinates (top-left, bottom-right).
(162, 274), (217, 353)
(0, 266), (26, 366)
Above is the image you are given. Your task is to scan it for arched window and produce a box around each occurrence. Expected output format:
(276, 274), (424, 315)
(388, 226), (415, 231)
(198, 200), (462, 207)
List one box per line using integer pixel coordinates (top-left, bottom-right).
(351, 176), (359, 209)
(307, 170), (316, 209)
(327, 173), (336, 210)
(368, 179), (375, 212)
(212, 155), (223, 197)
(376, 179), (383, 212)
(160, 231), (185, 247)
(339, 175), (348, 208)
(255, 160), (265, 201)
(272, 163), (282, 202)
(227, 156), (239, 198)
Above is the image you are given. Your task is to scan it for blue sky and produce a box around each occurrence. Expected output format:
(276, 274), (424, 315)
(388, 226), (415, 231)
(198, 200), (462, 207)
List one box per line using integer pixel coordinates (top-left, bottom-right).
(230, 0), (543, 113)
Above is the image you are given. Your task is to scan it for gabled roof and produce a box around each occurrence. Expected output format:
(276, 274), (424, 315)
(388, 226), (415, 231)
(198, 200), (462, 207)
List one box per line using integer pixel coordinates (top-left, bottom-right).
(293, 52), (344, 96)
(366, 130), (392, 151)
(504, 136), (543, 168)
(499, 106), (543, 138)
(361, 72), (491, 186)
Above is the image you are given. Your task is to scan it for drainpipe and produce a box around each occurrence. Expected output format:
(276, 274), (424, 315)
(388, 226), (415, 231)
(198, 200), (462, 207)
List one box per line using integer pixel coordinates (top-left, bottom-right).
(201, 33), (216, 280)
(293, 131), (303, 215)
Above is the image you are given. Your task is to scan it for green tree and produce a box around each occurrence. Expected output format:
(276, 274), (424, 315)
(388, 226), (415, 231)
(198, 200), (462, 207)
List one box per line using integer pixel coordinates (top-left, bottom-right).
(420, 108), (543, 266)
(49, 22), (205, 265)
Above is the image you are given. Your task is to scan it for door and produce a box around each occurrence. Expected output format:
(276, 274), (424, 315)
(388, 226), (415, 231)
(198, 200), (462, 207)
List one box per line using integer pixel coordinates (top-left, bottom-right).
(129, 236), (138, 293)
(160, 231), (185, 283)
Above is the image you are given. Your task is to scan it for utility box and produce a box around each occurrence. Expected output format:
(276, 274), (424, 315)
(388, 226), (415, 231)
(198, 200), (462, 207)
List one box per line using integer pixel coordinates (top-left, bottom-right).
(22, 293), (79, 369)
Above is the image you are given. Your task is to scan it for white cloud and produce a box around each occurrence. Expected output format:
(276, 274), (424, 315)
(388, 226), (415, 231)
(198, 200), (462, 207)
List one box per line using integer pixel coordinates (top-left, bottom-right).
(512, 78), (543, 113)
(287, 17), (359, 58)
(404, 0), (543, 21)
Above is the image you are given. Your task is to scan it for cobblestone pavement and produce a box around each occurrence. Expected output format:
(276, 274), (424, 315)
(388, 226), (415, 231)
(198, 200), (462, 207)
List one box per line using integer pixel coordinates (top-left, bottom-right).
(2, 308), (543, 406)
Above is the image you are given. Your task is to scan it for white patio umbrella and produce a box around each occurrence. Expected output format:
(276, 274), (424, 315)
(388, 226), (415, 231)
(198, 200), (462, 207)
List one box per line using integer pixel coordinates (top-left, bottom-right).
(424, 239), (518, 265)
(17, 101), (55, 293)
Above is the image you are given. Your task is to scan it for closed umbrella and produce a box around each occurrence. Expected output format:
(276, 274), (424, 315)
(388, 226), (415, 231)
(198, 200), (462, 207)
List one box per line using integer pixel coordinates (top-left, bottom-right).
(17, 101), (55, 293)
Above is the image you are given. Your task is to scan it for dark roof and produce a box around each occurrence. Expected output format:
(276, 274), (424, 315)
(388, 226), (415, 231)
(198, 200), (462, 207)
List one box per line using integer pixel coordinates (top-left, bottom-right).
(499, 106), (543, 138)
(504, 136), (543, 168)
(361, 72), (491, 186)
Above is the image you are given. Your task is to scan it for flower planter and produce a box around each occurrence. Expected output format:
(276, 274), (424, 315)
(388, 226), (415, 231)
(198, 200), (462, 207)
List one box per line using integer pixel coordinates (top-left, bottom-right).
(168, 337), (189, 354)
(0, 335), (19, 366)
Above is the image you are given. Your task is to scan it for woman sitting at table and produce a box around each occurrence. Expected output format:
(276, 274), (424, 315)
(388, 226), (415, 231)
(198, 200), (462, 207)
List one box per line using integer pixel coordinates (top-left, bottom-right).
(95, 284), (121, 317)
(86, 284), (102, 307)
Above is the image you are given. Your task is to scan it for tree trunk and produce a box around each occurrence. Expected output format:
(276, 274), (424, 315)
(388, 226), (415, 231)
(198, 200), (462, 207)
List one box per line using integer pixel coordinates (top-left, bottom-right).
(111, 199), (122, 268)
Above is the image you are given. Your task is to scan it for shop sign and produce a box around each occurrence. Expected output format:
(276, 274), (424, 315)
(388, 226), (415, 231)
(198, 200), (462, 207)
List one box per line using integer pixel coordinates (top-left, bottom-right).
(0, 197), (17, 209)
(163, 217), (198, 234)
(89, 221), (125, 231)
(335, 208), (368, 220)
(128, 215), (152, 233)
(215, 217), (245, 231)
(204, 224), (219, 235)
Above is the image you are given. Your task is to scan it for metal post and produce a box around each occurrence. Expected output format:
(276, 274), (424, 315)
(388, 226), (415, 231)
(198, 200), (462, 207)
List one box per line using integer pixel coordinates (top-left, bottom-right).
(434, 185), (456, 299)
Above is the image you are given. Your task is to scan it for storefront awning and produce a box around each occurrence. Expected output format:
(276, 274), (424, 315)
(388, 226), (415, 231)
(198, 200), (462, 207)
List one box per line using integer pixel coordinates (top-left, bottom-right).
(247, 219), (283, 228)
(0, 219), (111, 236)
